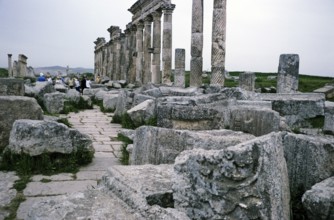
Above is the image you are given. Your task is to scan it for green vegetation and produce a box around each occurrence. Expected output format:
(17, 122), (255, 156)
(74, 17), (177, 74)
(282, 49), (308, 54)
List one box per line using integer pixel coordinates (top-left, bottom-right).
(40, 178), (52, 183)
(308, 116), (325, 128)
(62, 97), (93, 114)
(0, 68), (8, 77)
(117, 134), (133, 165)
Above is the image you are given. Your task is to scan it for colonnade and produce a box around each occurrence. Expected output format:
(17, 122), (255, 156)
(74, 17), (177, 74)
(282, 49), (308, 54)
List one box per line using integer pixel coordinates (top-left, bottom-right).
(94, 0), (175, 85)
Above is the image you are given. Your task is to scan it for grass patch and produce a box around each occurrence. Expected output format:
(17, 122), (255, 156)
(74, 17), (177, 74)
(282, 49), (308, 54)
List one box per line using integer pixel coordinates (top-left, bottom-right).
(3, 192), (26, 220)
(0, 68), (8, 78)
(117, 134), (133, 165)
(308, 116), (325, 128)
(40, 178), (52, 183)
(121, 113), (136, 129)
(57, 118), (72, 128)
(62, 97), (93, 114)
(0, 145), (94, 176)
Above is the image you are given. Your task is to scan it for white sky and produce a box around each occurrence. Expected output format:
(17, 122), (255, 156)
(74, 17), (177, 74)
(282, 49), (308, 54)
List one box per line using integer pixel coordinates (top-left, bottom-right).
(0, 0), (333, 76)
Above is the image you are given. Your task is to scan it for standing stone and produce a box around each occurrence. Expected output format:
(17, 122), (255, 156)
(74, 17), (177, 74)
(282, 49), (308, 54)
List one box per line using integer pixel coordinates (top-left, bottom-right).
(190, 0), (203, 87)
(129, 25), (137, 83)
(239, 72), (255, 91)
(7, 54), (12, 77)
(17, 54), (28, 78)
(174, 49), (186, 87)
(211, 0), (227, 86)
(277, 54), (299, 93)
(162, 4), (175, 84)
(143, 16), (153, 84)
(136, 22), (144, 84)
(124, 28), (131, 82)
(151, 11), (162, 84)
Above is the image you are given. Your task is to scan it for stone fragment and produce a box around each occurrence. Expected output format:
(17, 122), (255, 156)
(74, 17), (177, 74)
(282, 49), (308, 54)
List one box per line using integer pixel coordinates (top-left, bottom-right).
(114, 89), (131, 119)
(173, 132), (290, 220)
(277, 54), (299, 93)
(230, 106), (280, 136)
(127, 100), (155, 127)
(7, 119), (94, 156)
(283, 132), (334, 211)
(43, 92), (65, 114)
(65, 89), (81, 103)
(0, 78), (25, 96)
(30, 81), (56, 101)
(324, 101), (334, 134)
(239, 72), (255, 91)
(314, 85), (334, 99)
(174, 49), (186, 88)
(131, 126), (255, 165)
(0, 96), (43, 151)
(302, 177), (334, 220)
(103, 94), (118, 111)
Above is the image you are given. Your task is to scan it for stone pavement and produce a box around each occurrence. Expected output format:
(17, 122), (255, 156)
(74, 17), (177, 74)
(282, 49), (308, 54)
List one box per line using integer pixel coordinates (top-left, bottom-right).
(16, 106), (123, 219)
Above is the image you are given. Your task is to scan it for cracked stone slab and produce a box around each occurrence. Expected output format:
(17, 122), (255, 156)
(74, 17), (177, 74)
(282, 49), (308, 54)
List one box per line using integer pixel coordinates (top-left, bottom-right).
(0, 171), (19, 220)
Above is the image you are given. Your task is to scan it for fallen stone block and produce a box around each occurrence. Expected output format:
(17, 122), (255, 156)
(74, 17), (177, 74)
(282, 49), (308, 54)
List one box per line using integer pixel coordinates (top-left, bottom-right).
(0, 78), (25, 96)
(173, 132), (290, 220)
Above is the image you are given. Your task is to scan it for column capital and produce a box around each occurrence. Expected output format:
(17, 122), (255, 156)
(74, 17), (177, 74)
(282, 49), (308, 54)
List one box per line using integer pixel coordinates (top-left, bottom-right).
(143, 16), (153, 24)
(8, 54), (12, 57)
(151, 10), (162, 20)
(136, 21), (144, 30)
(161, 3), (175, 14)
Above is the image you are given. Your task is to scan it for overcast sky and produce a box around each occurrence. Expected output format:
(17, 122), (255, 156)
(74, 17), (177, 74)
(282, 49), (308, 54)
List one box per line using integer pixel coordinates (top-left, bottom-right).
(0, 0), (333, 76)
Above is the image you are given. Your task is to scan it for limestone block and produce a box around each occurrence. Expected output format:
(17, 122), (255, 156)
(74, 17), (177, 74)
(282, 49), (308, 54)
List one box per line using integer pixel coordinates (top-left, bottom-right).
(127, 99), (156, 127)
(132, 93), (155, 107)
(230, 107), (280, 136)
(94, 90), (108, 101)
(314, 85), (334, 99)
(0, 78), (25, 96)
(173, 132), (290, 219)
(114, 89), (131, 119)
(302, 177), (334, 220)
(65, 89), (81, 103)
(83, 88), (107, 99)
(0, 96), (43, 151)
(32, 81), (56, 101)
(159, 86), (202, 97)
(43, 92), (65, 114)
(283, 133), (334, 207)
(324, 101), (334, 134)
(7, 119), (94, 156)
(103, 94), (118, 111)
(101, 165), (190, 219)
(131, 126), (255, 165)
(239, 72), (255, 91)
(257, 93), (325, 127)
(54, 83), (67, 93)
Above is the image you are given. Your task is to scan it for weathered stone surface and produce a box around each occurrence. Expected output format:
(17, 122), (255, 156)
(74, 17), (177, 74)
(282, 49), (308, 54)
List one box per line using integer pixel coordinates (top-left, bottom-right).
(0, 172), (19, 220)
(0, 96), (43, 151)
(255, 93), (325, 128)
(83, 88), (106, 99)
(127, 100), (155, 127)
(26, 190), (142, 220)
(173, 132), (290, 219)
(43, 92), (65, 114)
(102, 164), (189, 219)
(314, 85), (334, 99)
(277, 54), (299, 93)
(94, 90), (109, 101)
(65, 89), (80, 103)
(324, 101), (334, 134)
(103, 94), (118, 111)
(7, 119), (94, 156)
(131, 126), (255, 165)
(159, 86), (202, 97)
(230, 107), (280, 136)
(0, 78), (25, 96)
(54, 83), (67, 93)
(141, 88), (163, 98)
(32, 81), (56, 101)
(132, 93), (155, 107)
(114, 89), (131, 119)
(302, 177), (334, 220)
(239, 72), (255, 91)
(283, 133), (334, 205)
(174, 49), (186, 88)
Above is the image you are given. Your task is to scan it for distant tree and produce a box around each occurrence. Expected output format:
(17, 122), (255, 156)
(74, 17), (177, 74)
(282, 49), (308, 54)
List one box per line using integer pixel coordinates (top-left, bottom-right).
(0, 68), (8, 78)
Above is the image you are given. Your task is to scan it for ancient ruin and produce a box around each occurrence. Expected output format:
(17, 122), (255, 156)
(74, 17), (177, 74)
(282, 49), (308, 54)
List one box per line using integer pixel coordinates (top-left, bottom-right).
(1, 0), (334, 219)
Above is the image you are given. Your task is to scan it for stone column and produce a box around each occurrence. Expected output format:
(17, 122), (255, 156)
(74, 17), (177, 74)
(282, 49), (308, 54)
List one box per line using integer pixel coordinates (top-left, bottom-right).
(143, 16), (153, 84)
(211, 0), (227, 86)
(162, 4), (175, 84)
(174, 49), (186, 87)
(114, 37), (122, 80)
(151, 11), (162, 84)
(129, 25), (137, 83)
(190, 0), (203, 87)
(277, 54), (300, 93)
(7, 54), (12, 77)
(239, 72), (255, 91)
(18, 54), (28, 78)
(124, 28), (131, 82)
(136, 22), (144, 84)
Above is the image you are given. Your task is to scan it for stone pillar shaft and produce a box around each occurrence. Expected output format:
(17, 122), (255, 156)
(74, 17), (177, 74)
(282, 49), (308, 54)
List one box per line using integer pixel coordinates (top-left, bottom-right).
(190, 0), (203, 87)
(7, 54), (12, 77)
(239, 72), (255, 91)
(174, 49), (186, 87)
(129, 26), (137, 83)
(211, 0), (227, 86)
(152, 11), (162, 84)
(277, 54), (300, 93)
(143, 17), (153, 84)
(162, 4), (175, 84)
(124, 29), (131, 82)
(136, 22), (144, 83)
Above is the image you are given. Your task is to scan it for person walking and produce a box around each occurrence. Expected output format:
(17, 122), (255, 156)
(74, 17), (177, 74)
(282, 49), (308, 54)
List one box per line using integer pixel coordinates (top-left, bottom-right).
(80, 76), (87, 94)
(75, 78), (80, 92)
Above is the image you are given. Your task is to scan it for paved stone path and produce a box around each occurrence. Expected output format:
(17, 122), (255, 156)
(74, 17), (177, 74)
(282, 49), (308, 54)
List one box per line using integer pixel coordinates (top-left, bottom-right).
(16, 107), (123, 219)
